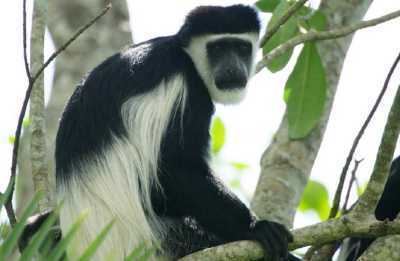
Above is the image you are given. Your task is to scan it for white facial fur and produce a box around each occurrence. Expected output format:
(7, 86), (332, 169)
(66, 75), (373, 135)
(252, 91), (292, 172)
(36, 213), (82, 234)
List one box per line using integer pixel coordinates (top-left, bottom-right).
(184, 33), (259, 104)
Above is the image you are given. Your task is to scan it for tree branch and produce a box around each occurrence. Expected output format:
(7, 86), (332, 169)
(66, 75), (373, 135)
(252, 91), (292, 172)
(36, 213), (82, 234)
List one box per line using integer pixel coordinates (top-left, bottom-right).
(251, 0), (373, 228)
(358, 233), (400, 260)
(179, 216), (400, 261)
(181, 45), (400, 261)
(305, 159), (363, 261)
(329, 51), (400, 219)
(306, 49), (400, 261)
(4, 2), (111, 227)
(259, 0), (309, 48)
(22, 0), (31, 80)
(352, 83), (400, 216)
(31, 3), (112, 83)
(342, 159), (363, 213)
(29, 0), (51, 214)
(256, 9), (400, 73)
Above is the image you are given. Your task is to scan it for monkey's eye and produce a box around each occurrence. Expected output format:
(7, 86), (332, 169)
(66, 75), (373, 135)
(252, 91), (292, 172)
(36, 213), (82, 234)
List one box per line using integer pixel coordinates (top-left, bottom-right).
(237, 43), (252, 56)
(207, 42), (224, 58)
(212, 43), (223, 52)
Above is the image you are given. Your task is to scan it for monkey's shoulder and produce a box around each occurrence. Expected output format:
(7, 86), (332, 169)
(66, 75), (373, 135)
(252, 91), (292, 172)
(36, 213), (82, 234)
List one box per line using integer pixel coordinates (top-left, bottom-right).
(77, 37), (185, 99)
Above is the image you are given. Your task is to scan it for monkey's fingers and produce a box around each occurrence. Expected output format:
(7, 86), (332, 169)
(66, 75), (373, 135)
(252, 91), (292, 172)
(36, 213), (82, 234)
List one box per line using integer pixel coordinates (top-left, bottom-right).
(250, 220), (292, 261)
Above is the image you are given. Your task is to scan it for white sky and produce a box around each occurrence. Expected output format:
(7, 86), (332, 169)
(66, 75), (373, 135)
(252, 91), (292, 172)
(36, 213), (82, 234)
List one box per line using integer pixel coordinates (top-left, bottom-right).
(1, 1), (400, 228)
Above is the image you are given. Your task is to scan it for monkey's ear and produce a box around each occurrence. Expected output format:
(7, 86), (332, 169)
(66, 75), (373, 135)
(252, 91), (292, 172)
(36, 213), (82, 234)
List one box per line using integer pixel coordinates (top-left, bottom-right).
(19, 210), (62, 251)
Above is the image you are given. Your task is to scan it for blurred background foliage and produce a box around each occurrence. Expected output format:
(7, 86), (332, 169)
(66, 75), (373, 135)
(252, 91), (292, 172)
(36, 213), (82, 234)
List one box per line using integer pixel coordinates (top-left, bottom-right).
(211, 116), (331, 220)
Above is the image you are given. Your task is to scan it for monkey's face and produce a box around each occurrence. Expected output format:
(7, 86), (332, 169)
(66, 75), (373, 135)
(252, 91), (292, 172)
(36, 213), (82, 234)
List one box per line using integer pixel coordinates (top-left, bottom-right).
(184, 33), (259, 104)
(207, 38), (252, 90)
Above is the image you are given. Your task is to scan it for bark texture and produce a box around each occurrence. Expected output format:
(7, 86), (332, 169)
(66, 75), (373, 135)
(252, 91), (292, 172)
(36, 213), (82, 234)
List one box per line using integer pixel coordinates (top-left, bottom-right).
(44, 0), (132, 195)
(251, 0), (373, 227)
(358, 235), (400, 261)
(16, 0), (132, 214)
(179, 215), (400, 261)
(354, 85), (400, 260)
(16, 125), (34, 216)
(29, 0), (51, 213)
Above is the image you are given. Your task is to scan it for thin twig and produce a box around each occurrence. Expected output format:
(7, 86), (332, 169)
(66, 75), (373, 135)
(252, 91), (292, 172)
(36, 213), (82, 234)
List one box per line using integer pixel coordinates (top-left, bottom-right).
(259, 0), (309, 48)
(342, 159), (364, 212)
(23, 0), (31, 81)
(31, 3), (112, 83)
(256, 9), (400, 73)
(182, 49), (400, 261)
(328, 50), (400, 219)
(305, 159), (363, 261)
(302, 50), (400, 261)
(5, 0), (32, 227)
(353, 82), (400, 215)
(5, 2), (112, 227)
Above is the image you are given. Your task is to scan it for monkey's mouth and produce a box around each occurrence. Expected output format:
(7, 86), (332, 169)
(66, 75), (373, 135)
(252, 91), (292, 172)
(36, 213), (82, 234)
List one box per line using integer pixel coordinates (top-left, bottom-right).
(214, 77), (247, 90)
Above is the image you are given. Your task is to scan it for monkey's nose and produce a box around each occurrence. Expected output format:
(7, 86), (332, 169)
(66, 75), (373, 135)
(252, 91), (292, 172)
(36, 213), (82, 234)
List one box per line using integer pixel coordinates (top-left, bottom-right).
(215, 70), (247, 90)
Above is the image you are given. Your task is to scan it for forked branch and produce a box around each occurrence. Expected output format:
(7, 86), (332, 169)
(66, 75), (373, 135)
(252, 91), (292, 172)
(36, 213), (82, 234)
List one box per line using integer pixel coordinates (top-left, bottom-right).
(256, 9), (400, 73)
(4, 1), (111, 227)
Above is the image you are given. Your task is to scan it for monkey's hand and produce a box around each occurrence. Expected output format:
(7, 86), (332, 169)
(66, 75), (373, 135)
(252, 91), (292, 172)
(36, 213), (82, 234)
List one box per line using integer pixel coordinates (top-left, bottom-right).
(248, 220), (294, 261)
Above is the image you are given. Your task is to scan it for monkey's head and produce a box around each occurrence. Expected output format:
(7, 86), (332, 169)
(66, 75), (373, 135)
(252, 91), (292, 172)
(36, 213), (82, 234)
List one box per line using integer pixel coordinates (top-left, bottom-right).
(179, 5), (260, 104)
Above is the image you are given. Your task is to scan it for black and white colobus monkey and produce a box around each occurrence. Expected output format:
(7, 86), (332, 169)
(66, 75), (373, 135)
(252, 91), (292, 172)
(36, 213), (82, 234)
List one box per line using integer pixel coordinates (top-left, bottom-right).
(338, 156), (400, 261)
(55, 5), (296, 260)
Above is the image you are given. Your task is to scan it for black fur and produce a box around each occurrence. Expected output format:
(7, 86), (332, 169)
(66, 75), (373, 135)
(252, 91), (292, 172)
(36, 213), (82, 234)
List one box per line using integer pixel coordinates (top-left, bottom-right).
(19, 211), (61, 253)
(56, 36), (185, 181)
(340, 156), (400, 261)
(178, 5), (260, 46)
(55, 5), (295, 261)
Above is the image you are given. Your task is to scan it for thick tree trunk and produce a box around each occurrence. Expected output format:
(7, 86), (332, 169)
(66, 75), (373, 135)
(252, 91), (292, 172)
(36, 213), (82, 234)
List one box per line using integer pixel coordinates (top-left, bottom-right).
(29, 0), (51, 213)
(251, 0), (374, 227)
(358, 235), (400, 260)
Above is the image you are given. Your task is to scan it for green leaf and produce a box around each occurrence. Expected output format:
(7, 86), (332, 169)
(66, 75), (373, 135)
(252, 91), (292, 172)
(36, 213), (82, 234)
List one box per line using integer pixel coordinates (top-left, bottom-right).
(283, 87), (291, 103)
(229, 179), (241, 189)
(307, 10), (327, 31)
(255, 0), (280, 12)
(138, 247), (155, 261)
(295, 5), (311, 16)
(22, 118), (31, 128)
(210, 117), (226, 154)
(357, 183), (367, 196)
(286, 42), (327, 139)
(297, 7), (328, 31)
(0, 223), (11, 240)
(231, 162), (250, 171)
(48, 212), (88, 261)
(297, 8), (327, 32)
(78, 220), (114, 261)
(0, 176), (14, 210)
(262, 0), (299, 72)
(0, 192), (42, 259)
(125, 242), (154, 261)
(125, 243), (146, 261)
(299, 180), (330, 220)
(7, 136), (15, 144)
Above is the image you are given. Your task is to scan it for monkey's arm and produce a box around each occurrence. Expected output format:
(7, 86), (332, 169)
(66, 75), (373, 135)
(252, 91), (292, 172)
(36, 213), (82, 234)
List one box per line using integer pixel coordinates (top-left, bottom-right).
(160, 163), (293, 261)
(169, 167), (254, 239)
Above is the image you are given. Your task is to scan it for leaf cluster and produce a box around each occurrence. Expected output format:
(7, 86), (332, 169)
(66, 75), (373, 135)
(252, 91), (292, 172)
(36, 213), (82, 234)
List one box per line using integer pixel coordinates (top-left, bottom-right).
(256, 0), (328, 138)
(0, 191), (152, 260)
